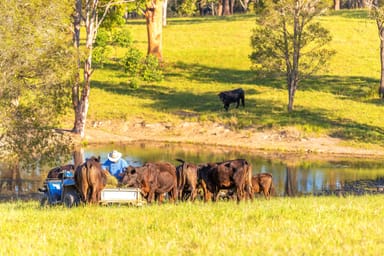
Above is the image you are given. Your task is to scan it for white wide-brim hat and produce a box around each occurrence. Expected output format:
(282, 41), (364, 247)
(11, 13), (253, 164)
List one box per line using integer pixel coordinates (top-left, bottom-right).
(108, 150), (122, 162)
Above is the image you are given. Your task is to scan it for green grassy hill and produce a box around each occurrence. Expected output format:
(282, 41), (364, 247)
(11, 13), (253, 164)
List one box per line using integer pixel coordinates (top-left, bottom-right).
(72, 10), (384, 147)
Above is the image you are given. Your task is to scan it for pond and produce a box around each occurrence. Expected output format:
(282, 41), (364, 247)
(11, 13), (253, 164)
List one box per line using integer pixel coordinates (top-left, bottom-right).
(1, 142), (384, 201)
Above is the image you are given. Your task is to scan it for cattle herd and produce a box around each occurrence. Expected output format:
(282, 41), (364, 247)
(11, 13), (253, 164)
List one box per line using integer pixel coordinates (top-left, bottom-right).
(69, 156), (274, 205)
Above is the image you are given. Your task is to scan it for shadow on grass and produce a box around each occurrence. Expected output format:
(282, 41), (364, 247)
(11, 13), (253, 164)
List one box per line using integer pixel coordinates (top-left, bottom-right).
(125, 14), (255, 27)
(92, 61), (384, 145)
(327, 9), (370, 19)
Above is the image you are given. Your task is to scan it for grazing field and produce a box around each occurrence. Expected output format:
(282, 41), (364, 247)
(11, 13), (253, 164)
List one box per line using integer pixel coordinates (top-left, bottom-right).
(1, 196), (384, 255)
(67, 10), (384, 148)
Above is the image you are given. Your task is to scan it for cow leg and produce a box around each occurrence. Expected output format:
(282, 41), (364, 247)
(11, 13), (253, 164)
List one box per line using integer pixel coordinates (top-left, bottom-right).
(263, 187), (270, 200)
(236, 187), (242, 204)
(190, 187), (197, 202)
(236, 99), (240, 108)
(246, 184), (254, 201)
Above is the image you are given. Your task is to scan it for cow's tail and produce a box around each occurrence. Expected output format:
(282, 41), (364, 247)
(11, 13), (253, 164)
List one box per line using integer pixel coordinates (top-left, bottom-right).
(269, 178), (275, 197)
(246, 161), (253, 200)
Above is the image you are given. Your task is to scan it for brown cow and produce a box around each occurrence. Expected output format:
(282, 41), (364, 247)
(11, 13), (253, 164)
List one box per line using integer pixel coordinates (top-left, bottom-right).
(175, 159), (198, 201)
(252, 173), (274, 200)
(198, 159), (253, 203)
(120, 161), (178, 204)
(74, 156), (107, 204)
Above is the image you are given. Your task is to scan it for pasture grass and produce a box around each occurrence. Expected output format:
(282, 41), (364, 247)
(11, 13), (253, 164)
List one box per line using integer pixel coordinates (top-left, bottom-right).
(1, 196), (384, 255)
(72, 9), (384, 148)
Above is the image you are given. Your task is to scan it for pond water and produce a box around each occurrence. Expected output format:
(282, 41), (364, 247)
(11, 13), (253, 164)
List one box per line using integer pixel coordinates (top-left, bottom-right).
(1, 142), (384, 201)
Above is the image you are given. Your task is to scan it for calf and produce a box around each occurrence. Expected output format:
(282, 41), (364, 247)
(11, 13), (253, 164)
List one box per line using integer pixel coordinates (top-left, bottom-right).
(175, 159), (198, 201)
(218, 88), (245, 111)
(252, 173), (274, 200)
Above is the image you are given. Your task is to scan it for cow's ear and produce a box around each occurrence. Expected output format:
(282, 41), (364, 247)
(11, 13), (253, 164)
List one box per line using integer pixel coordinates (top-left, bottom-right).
(97, 156), (101, 162)
(130, 169), (136, 175)
(224, 162), (231, 168)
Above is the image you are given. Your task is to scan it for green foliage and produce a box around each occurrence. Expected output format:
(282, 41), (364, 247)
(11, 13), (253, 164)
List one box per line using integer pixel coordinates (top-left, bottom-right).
(250, 0), (335, 79)
(142, 55), (164, 82)
(99, 4), (126, 28)
(122, 47), (144, 75)
(95, 28), (111, 48)
(121, 47), (164, 86)
(178, 0), (198, 16)
(0, 0), (73, 167)
(112, 28), (133, 48)
(92, 46), (112, 67)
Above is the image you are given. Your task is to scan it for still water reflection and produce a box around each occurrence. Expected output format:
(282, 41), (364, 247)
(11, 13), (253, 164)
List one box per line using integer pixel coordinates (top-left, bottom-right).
(1, 142), (384, 201)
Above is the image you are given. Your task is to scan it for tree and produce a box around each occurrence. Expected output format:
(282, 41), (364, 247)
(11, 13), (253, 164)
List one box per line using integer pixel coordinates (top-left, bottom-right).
(0, 0), (74, 168)
(72, 0), (164, 137)
(368, 0), (384, 98)
(250, 0), (335, 111)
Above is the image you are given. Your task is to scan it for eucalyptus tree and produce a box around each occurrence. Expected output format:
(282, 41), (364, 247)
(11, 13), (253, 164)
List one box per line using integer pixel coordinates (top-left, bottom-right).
(368, 0), (384, 98)
(250, 0), (335, 112)
(0, 0), (74, 169)
(72, 0), (164, 137)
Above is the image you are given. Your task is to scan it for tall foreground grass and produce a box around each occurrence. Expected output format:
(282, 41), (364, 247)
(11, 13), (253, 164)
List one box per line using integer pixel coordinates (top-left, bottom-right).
(2, 196), (384, 255)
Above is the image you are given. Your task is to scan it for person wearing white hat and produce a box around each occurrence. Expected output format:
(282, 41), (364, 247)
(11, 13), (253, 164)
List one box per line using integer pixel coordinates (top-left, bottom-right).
(102, 150), (128, 181)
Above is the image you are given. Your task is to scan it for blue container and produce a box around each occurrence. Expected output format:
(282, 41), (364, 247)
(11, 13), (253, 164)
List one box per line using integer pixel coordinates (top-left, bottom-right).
(47, 180), (62, 203)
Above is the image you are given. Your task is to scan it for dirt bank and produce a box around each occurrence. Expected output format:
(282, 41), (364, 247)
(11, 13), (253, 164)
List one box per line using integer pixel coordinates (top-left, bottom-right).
(70, 120), (384, 160)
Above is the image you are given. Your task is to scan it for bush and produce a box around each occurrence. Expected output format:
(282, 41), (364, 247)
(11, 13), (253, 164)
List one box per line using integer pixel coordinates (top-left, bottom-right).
(112, 28), (133, 48)
(142, 55), (164, 82)
(121, 47), (164, 86)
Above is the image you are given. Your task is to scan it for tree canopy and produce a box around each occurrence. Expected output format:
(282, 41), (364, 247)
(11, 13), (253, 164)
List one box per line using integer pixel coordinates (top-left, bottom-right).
(0, 0), (74, 168)
(250, 0), (335, 111)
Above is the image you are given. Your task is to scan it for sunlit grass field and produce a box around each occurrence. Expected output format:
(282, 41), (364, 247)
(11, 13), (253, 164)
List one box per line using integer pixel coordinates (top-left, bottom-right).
(2, 196), (384, 255)
(68, 9), (384, 147)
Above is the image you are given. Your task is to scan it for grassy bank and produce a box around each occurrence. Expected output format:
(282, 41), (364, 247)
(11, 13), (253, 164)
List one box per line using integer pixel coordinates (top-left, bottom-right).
(66, 10), (384, 148)
(2, 196), (384, 255)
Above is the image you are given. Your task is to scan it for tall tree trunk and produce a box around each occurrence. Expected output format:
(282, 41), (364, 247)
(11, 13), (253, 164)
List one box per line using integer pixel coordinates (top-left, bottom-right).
(285, 165), (297, 196)
(287, 76), (297, 112)
(145, 0), (163, 62)
(72, 0), (82, 135)
(217, 0), (223, 16)
(162, 0), (168, 27)
(223, 0), (231, 15)
(334, 0), (340, 10)
(72, 0), (99, 137)
(378, 22), (384, 98)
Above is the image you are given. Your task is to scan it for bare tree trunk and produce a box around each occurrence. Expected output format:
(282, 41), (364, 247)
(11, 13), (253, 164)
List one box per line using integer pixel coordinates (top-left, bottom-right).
(162, 0), (168, 27)
(334, 0), (340, 10)
(217, 0), (223, 16)
(285, 165), (296, 196)
(287, 2), (301, 112)
(378, 22), (384, 98)
(145, 0), (163, 62)
(288, 78), (296, 112)
(72, 0), (83, 136)
(72, 0), (99, 137)
(73, 147), (84, 170)
(223, 0), (231, 15)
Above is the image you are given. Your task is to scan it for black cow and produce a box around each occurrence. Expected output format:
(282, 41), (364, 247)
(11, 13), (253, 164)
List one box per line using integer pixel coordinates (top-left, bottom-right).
(218, 88), (245, 111)
(197, 159), (253, 203)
